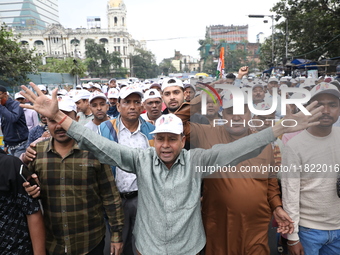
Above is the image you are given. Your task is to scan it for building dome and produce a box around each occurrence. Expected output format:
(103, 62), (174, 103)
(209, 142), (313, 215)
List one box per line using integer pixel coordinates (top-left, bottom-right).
(108, 0), (122, 8)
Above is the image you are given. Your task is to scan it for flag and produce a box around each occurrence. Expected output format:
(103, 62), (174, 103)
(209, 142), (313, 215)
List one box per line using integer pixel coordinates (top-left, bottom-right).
(216, 47), (225, 80)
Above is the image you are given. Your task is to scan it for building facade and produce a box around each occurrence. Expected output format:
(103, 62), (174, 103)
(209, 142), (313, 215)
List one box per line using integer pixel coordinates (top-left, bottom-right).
(0, 0), (59, 30)
(12, 0), (145, 74)
(207, 24), (248, 44)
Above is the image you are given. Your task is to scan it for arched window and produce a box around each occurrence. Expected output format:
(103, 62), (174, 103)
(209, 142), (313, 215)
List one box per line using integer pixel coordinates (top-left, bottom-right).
(99, 38), (108, 44)
(70, 38), (80, 45)
(34, 40), (44, 46)
(114, 17), (118, 26)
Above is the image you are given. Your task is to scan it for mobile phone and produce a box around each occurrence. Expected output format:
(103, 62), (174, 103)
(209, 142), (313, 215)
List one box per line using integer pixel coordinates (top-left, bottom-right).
(19, 165), (39, 187)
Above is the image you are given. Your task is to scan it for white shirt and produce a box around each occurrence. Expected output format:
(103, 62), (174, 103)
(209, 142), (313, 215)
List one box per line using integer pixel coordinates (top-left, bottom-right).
(84, 120), (99, 133)
(282, 129), (340, 240)
(116, 118), (149, 192)
(140, 112), (149, 121)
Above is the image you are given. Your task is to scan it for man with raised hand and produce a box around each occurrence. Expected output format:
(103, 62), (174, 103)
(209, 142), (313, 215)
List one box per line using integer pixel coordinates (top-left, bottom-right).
(22, 96), (124, 255)
(20, 82), (322, 255)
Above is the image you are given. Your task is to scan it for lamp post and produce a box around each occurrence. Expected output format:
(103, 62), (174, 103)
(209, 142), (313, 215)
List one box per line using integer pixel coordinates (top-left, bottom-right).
(248, 14), (274, 66)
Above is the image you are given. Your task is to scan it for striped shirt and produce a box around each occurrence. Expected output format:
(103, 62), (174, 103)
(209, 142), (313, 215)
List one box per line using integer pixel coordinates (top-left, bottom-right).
(29, 138), (123, 255)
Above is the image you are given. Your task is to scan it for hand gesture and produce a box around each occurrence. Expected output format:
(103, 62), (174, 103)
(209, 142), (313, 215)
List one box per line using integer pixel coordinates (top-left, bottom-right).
(237, 66), (249, 78)
(20, 82), (59, 119)
(272, 101), (323, 137)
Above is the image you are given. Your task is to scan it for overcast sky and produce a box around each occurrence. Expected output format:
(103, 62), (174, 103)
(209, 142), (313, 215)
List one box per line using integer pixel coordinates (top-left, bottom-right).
(58, 0), (280, 64)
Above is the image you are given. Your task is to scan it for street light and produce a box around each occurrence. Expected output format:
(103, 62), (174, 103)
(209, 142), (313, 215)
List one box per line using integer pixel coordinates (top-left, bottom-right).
(248, 14), (274, 66)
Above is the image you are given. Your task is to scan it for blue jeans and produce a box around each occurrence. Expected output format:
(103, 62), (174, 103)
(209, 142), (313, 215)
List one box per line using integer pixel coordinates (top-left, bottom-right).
(299, 226), (340, 255)
(9, 140), (27, 158)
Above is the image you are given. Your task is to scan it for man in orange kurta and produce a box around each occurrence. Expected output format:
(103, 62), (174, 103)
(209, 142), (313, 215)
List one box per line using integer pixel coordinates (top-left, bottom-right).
(176, 95), (287, 255)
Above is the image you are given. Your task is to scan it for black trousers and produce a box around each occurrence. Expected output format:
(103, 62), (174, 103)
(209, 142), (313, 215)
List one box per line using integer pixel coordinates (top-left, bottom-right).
(121, 195), (138, 255)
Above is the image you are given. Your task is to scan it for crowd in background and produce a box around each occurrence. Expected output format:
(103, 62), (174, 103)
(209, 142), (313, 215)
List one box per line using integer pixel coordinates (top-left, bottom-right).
(1, 67), (340, 255)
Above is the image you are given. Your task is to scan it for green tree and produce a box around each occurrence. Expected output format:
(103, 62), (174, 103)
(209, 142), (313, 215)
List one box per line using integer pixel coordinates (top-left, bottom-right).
(0, 24), (40, 86)
(38, 57), (87, 77)
(159, 58), (176, 76)
(268, 0), (340, 63)
(85, 39), (125, 77)
(225, 49), (248, 72)
(130, 48), (159, 79)
(202, 54), (217, 75)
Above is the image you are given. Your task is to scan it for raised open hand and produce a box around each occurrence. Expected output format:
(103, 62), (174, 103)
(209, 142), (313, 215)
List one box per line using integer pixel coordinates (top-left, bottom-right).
(20, 82), (59, 119)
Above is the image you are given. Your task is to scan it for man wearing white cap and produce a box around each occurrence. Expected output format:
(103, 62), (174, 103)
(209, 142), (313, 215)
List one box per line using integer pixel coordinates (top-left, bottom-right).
(109, 78), (117, 89)
(282, 82), (340, 255)
(15, 93), (39, 131)
(265, 77), (282, 118)
(141, 89), (163, 122)
(73, 90), (94, 125)
(82, 83), (91, 91)
(20, 82), (322, 255)
(84, 92), (110, 132)
(161, 78), (209, 147)
(98, 85), (155, 255)
(23, 96), (124, 255)
(107, 88), (120, 118)
(91, 83), (102, 93)
(252, 83), (266, 106)
(37, 85), (48, 95)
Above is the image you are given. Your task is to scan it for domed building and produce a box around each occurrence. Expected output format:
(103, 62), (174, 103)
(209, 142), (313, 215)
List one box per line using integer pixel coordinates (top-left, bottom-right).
(13, 0), (145, 76)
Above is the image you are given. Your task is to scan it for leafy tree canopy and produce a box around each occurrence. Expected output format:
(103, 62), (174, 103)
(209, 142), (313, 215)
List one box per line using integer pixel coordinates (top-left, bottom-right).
(131, 48), (159, 79)
(38, 57), (87, 77)
(269, 0), (340, 63)
(0, 24), (40, 86)
(85, 38), (125, 77)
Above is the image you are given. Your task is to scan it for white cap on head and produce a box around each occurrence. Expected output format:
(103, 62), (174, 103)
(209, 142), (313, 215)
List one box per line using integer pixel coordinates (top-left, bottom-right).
(310, 82), (340, 100)
(57, 89), (68, 96)
(82, 83), (91, 89)
(143, 89), (162, 102)
(268, 77), (279, 83)
(221, 90), (248, 109)
(107, 88), (120, 99)
(37, 85), (47, 91)
(15, 92), (25, 99)
(119, 85), (143, 99)
(254, 98), (273, 111)
(92, 83), (101, 90)
(150, 114), (183, 135)
(161, 78), (184, 91)
(89, 91), (108, 103)
(72, 89), (91, 102)
(58, 96), (77, 113)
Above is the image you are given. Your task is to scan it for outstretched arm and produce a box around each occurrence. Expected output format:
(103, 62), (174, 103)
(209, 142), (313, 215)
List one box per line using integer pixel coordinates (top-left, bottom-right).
(20, 82), (323, 141)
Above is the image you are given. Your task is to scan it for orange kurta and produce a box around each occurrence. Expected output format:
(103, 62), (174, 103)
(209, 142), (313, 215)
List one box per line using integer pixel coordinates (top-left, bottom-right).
(175, 102), (282, 255)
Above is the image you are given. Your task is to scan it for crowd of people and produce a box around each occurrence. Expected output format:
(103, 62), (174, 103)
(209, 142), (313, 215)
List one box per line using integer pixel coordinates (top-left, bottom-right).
(0, 66), (340, 255)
